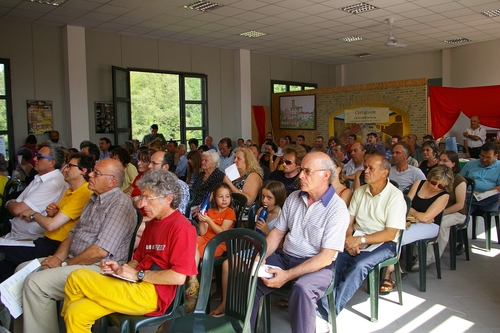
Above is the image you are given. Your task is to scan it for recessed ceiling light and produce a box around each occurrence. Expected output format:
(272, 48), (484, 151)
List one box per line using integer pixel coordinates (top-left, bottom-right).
(184, 0), (223, 12)
(481, 9), (500, 18)
(239, 31), (267, 38)
(30, 0), (67, 5)
(339, 35), (363, 42)
(444, 38), (471, 44)
(340, 3), (379, 14)
(351, 53), (373, 58)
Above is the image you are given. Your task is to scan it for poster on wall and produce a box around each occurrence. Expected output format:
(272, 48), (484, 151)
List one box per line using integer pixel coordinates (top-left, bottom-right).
(95, 102), (114, 133)
(27, 100), (53, 134)
(279, 95), (316, 130)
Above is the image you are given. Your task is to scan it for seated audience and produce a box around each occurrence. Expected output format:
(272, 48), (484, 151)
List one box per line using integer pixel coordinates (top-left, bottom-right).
(343, 142), (366, 184)
(249, 144), (270, 181)
(0, 153), (93, 282)
(223, 147), (263, 205)
(218, 138), (235, 172)
(427, 150), (466, 264)
(330, 156), (352, 206)
(204, 135), (218, 151)
(250, 152), (350, 333)
(366, 132), (386, 155)
(61, 170), (197, 332)
(12, 148), (33, 183)
(389, 143), (426, 191)
(22, 158), (137, 333)
(175, 144), (188, 181)
(335, 155), (406, 312)
(4, 144), (68, 241)
(270, 144), (306, 196)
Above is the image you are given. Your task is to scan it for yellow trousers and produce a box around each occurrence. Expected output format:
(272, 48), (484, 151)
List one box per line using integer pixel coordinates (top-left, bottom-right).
(62, 268), (158, 333)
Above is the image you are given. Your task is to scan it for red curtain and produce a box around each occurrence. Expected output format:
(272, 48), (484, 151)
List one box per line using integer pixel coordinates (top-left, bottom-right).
(430, 85), (500, 138)
(252, 106), (267, 146)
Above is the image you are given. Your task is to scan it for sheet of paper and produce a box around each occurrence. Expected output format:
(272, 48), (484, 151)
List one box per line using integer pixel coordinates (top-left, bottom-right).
(0, 259), (41, 318)
(101, 272), (137, 283)
(225, 163), (240, 181)
(474, 189), (499, 202)
(353, 230), (383, 252)
(0, 238), (35, 247)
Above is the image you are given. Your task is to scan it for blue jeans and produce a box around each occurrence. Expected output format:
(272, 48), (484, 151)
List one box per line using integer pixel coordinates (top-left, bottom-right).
(250, 249), (335, 333)
(334, 241), (396, 315)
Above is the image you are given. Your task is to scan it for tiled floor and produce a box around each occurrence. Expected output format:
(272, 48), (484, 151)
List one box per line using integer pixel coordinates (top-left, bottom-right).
(267, 220), (500, 333)
(100, 219), (500, 333)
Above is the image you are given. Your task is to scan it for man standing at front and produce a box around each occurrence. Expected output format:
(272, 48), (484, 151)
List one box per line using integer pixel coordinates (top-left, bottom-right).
(22, 158), (136, 333)
(141, 124), (167, 147)
(250, 152), (350, 333)
(463, 115), (486, 159)
(335, 155), (406, 314)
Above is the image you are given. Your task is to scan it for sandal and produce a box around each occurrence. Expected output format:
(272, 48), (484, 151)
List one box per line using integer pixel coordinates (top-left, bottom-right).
(278, 298), (288, 309)
(380, 278), (395, 294)
(185, 278), (199, 297)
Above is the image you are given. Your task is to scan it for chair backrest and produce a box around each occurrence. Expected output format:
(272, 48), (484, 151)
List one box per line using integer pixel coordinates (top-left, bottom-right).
(189, 218), (200, 236)
(184, 188), (197, 217)
(127, 210), (143, 261)
(194, 229), (266, 332)
(231, 192), (248, 228)
(0, 179), (26, 236)
(463, 176), (476, 226)
(246, 202), (258, 231)
(390, 179), (399, 188)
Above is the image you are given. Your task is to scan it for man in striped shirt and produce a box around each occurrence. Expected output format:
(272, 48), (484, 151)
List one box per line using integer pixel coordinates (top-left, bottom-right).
(251, 152), (350, 333)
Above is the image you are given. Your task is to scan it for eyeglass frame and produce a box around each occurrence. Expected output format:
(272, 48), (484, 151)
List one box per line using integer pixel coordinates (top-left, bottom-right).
(90, 169), (115, 178)
(299, 167), (327, 176)
(35, 152), (55, 161)
(429, 179), (446, 190)
(62, 163), (81, 171)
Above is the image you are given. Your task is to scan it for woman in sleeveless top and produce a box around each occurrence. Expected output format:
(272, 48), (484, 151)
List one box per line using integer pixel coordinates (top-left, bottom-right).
(331, 156), (352, 207)
(224, 148), (263, 206)
(381, 166), (452, 293)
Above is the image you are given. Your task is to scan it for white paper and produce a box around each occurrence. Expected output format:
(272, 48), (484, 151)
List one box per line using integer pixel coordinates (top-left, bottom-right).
(0, 259), (41, 318)
(0, 238), (35, 247)
(474, 189), (499, 202)
(225, 163), (240, 181)
(101, 272), (137, 283)
(353, 230), (383, 252)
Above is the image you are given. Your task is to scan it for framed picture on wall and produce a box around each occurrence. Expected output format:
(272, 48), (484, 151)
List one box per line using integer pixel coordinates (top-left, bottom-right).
(279, 95), (316, 130)
(27, 100), (53, 134)
(95, 102), (114, 133)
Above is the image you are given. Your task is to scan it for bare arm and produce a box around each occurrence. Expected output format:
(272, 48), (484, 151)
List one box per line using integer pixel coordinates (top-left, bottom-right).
(66, 244), (108, 266)
(6, 200), (30, 217)
(410, 194), (449, 223)
(41, 237), (73, 269)
(20, 209), (71, 232)
(103, 258), (187, 285)
(197, 214), (234, 235)
(444, 181), (466, 215)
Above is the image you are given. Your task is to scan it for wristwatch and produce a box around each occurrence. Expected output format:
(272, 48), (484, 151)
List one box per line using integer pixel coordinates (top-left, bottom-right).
(137, 270), (145, 282)
(30, 213), (37, 222)
(61, 261), (68, 267)
(360, 236), (366, 244)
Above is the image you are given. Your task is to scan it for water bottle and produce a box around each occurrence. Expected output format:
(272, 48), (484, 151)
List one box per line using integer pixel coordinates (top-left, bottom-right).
(199, 192), (211, 215)
(256, 206), (268, 236)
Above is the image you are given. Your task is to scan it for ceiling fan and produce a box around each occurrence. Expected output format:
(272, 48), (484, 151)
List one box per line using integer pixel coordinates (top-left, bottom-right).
(385, 18), (408, 48)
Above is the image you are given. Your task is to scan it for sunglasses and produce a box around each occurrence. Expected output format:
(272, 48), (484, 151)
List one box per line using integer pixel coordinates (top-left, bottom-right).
(35, 152), (55, 161)
(429, 180), (445, 190)
(282, 158), (295, 166)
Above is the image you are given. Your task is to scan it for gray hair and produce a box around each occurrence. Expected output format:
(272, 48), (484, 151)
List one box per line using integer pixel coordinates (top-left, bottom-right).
(137, 170), (182, 209)
(203, 149), (220, 168)
(317, 154), (336, 183)
(41, 144), (65, 170)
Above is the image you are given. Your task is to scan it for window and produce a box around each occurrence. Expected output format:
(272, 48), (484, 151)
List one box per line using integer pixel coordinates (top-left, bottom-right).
(113, 67), (208, 145)
(271, 80), (317, 94)
(0, 59), (13, 159)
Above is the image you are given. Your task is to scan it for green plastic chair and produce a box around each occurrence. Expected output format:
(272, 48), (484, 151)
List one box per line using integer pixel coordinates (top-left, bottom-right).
(231, 192), (248, 228)
(167, 229), (267, 333)
(367, 194), (410, 321)
(470, 176), (499, 252)
(184, 188), (197, 217)
(449, 176), (475, 269)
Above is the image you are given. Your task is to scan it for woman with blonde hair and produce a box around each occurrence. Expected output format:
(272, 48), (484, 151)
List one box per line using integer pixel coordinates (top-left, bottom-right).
(223, 147), (263, 205)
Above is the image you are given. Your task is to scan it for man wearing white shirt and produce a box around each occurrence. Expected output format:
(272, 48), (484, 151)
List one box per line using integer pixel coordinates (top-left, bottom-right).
(463, 115), (486, 159)
(4, 145), (68, 240)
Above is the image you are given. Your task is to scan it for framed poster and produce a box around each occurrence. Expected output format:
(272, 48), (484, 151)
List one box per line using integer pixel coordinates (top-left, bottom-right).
(27, 100), (53, 134)
(95, 102), (114, 133)
(279, 95), (316, 130)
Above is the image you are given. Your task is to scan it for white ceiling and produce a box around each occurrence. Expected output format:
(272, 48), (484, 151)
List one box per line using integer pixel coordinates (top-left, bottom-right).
(2, 0), (500, 64)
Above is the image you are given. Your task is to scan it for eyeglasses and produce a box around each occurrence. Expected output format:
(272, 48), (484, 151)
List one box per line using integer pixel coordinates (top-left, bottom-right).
(35, 152), (55, 161)
(299, 167), (327, 176)
(479, 154), (496, 160)
(429, 180), (445, 190)
(63, 163), (81, 170)
(149, 161), (163, 165)
(91, 170), (115, 178)
(139, 195), (164, 202)
(282, 158), (295, 166)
